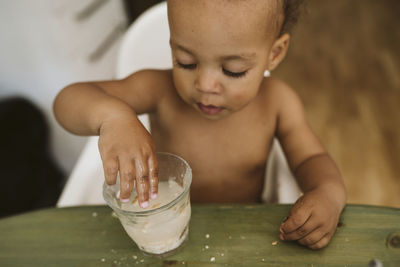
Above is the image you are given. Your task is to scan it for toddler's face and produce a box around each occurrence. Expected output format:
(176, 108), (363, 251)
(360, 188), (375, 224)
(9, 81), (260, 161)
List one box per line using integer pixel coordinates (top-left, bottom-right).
(168, 0), (280, 120)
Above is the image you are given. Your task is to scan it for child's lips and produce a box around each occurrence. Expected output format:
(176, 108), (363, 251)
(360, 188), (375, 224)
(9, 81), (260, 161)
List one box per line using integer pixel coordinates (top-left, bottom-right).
(197, 103), (224, 115)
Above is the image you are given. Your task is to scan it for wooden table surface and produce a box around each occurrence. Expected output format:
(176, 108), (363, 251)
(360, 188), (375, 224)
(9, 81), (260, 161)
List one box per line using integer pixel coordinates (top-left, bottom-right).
(0, 204), (399, 266)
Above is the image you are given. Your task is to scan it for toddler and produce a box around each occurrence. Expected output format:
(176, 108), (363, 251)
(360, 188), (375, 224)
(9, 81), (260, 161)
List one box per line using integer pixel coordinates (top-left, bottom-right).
(54, 0), (346, 250)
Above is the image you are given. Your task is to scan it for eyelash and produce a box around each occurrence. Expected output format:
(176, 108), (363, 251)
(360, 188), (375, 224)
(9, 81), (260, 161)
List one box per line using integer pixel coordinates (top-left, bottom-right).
(222, 69), (247, 78)
(177, 62), (196, 70)
(176, 62), (247, 78)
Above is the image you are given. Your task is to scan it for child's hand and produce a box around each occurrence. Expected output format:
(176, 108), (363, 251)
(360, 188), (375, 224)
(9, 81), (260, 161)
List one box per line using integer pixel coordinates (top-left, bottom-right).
(98, 117), (158, 208)
(279, 188), (343, 250)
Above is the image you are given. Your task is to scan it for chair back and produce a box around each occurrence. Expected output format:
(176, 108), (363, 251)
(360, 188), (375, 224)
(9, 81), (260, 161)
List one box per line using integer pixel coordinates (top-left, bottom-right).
(116, 2), (171, 79)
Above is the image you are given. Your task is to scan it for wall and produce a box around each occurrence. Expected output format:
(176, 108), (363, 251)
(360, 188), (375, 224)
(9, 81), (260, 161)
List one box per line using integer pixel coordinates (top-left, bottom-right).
(0, 0), (127, 176)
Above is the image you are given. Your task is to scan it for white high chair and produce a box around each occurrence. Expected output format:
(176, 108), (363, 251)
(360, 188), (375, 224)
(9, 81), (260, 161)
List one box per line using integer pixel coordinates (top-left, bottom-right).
(57, 2), (301, 207)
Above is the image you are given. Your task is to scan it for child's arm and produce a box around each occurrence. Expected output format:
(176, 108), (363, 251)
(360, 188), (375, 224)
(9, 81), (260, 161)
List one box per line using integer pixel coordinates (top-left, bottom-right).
(54, 70), (169, 207)
(274, 81), (346, 250)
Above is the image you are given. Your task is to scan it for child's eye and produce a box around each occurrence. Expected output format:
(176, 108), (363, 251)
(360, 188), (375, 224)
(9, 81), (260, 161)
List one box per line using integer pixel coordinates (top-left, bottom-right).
(177, 62), (197, 70)
(223, 68), (247, 78)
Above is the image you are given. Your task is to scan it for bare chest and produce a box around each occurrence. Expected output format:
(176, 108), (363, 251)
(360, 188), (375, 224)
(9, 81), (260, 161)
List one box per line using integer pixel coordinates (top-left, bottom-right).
(157, 108), (274, 162)
(149, 95), (277, 202)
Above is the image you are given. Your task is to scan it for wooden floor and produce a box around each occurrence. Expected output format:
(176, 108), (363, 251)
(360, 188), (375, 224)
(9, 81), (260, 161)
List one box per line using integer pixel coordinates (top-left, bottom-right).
(275, 0), (400, 207)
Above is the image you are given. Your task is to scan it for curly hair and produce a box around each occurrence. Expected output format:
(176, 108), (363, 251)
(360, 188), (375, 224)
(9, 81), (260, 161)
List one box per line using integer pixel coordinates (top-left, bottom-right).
(279, 0), (305, 36)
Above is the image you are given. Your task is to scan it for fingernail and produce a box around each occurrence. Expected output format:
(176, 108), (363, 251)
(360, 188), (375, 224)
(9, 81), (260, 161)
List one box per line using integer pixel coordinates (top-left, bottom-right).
(120, 198), (130, 203)
(151, 193), (158, 199)
(281, 216), (289, 223)
(280, 234), (285, 240)
(279, 227), (284, 234)
(140, 201), (149, 208)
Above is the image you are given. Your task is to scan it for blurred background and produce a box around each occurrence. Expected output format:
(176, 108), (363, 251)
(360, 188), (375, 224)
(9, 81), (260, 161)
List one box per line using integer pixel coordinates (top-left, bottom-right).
(0, 0), (398, 217)
(275, 0), (400, 208)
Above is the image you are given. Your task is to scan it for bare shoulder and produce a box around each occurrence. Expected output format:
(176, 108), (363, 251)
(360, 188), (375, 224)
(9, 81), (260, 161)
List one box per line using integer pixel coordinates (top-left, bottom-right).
(259, 77), (303, 115)
(260, 77), (300, 105)
(100, 69), (174, 114)
(259, 77), (307, 133)
(123, 69), (174, 96)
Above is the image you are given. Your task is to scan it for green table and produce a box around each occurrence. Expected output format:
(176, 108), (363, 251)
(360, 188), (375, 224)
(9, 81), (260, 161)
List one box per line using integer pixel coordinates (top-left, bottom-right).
(0, 204), (399, 266)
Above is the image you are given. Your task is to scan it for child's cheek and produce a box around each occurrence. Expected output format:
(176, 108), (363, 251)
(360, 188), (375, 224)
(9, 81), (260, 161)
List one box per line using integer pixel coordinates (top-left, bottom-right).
(173, 70), (194, 88)
(230, 88), (256, 107)
(172, 72), (186, 91)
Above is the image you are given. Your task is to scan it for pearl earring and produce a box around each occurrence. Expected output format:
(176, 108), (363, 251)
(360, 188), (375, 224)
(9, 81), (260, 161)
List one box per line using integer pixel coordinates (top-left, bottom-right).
(264, 70), (271, 77)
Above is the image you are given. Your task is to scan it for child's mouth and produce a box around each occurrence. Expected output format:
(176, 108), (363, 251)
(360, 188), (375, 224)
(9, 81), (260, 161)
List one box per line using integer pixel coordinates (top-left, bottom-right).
(197, 103), (223, 115)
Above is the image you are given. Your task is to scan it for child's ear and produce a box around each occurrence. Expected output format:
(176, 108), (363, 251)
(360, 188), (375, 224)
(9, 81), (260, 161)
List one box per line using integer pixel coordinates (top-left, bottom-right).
(267, 33), (290, 71)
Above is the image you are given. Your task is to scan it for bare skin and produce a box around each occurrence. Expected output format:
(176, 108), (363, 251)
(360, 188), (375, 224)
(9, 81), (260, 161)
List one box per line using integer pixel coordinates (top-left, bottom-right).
(53, 0), (346, 250)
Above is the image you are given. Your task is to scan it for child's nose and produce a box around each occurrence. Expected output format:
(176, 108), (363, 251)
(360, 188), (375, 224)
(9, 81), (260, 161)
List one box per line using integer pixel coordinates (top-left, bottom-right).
(195, 69), (222, 94)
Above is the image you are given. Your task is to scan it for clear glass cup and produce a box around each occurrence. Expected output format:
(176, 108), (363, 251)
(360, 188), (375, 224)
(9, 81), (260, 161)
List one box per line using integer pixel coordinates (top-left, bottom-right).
(103, 152), (192, 257)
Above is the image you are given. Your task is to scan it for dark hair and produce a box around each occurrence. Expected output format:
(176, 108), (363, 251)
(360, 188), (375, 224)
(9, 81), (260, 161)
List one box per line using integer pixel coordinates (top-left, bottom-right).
(279, 0), (305, 36)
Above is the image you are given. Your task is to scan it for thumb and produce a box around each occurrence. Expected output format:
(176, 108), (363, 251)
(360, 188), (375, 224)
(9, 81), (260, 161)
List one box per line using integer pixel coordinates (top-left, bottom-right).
(280, 196), (312, 234)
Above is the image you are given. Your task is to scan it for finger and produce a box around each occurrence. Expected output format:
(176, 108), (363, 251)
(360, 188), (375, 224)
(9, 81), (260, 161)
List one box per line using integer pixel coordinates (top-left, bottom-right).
(118, 157), (135, 202)
(308, 232), (333, 250)
(102, 156), (119, 185)
(135, 157), (150, 208)
(296, 226), (327, 246)
(148, 154), (159, 199)
(281, 214), (321, 241)
(280, 205), (312, 234)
